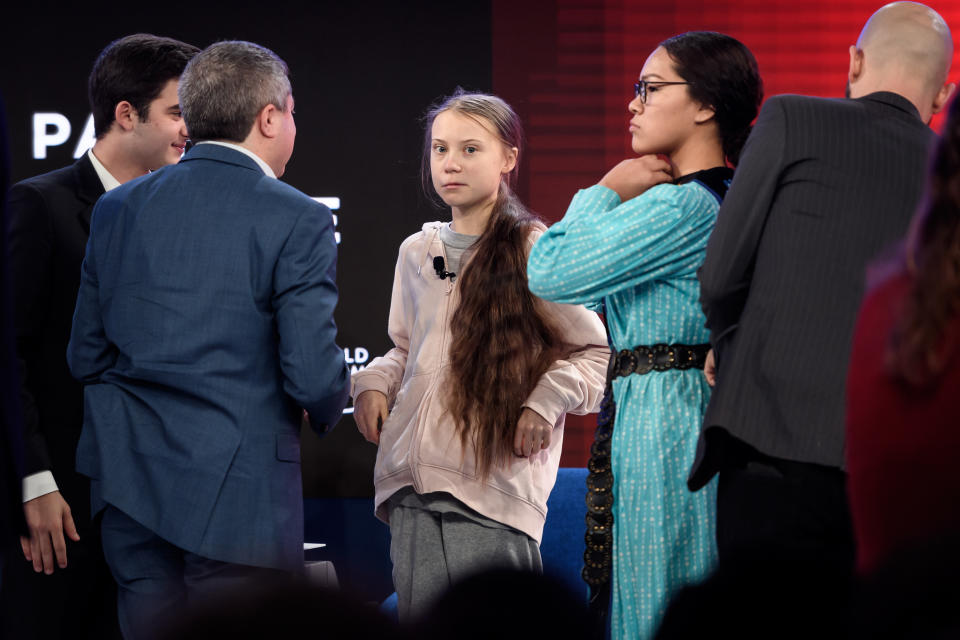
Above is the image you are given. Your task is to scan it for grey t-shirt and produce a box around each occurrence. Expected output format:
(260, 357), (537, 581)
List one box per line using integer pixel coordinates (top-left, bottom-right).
(438, 222), (479, 277)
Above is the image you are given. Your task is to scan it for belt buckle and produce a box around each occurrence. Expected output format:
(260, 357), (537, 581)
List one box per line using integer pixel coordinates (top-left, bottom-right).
(635, 346), (654, 375)
(675, 346), (695, 370)
(651, 343), (674, 371)
(615, 349), (638, 377)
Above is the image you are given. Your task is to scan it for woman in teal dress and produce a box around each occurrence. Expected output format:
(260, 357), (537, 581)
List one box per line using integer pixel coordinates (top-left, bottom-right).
(527, 32), (763, 640)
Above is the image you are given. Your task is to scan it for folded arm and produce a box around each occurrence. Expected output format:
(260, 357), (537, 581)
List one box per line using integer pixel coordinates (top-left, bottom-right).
(528, 183), (718, 305)
(521, 296), (610, 428)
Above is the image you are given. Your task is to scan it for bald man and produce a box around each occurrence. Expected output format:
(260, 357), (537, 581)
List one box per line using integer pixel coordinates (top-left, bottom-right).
(689, 2), (954, 573)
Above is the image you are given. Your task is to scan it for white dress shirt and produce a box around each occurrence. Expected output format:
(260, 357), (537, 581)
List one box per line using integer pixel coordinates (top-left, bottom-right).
(195, 140), (276, 178)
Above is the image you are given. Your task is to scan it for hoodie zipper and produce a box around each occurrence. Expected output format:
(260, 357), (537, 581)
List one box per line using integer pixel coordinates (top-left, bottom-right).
(409, 227), (454, 492)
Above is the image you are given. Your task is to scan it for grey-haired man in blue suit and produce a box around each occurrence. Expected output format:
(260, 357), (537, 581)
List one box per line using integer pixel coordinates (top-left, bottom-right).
(67, 40), (349, 638)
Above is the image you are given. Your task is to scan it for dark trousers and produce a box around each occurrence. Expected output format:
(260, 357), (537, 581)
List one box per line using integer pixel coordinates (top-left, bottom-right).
(716, 453), (855, 574)
(99, 505), (286, 640)
(656, 456), (855, 639)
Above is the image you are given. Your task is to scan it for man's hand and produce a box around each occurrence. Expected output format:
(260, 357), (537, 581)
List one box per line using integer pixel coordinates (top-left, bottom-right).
(598, 155), (674, 202)
(514, 408), (553, 458)
(704, 349), (717, 387)
(20, 491), (80, 574)
(354, 390), (389, 445)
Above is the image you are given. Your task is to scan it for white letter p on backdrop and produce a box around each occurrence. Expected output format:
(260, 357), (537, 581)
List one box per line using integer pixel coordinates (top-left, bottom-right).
(32, 112), (71, 159)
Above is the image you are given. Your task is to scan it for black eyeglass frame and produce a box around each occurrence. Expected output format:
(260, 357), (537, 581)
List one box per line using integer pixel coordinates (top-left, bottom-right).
(633, 80), (691, 104)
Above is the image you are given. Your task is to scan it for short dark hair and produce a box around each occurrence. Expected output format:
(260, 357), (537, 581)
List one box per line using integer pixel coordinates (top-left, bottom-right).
(88, 33), (200, 139)
(178, 41), (291, 143)
(660, 31), (763, 166)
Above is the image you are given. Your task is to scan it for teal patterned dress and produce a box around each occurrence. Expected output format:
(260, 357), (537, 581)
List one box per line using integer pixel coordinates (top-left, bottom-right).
(527, 169), (729, 640)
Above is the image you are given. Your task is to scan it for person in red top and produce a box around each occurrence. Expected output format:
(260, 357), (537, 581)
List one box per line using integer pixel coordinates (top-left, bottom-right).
(846, 91), (960, 575)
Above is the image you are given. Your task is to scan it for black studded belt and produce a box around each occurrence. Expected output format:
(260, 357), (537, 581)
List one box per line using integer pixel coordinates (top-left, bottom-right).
(611, 343), (710, 379)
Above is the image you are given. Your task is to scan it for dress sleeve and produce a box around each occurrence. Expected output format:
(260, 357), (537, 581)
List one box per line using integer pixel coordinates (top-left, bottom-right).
(527, 182), (716, 305)
(351, 245), (409, 405)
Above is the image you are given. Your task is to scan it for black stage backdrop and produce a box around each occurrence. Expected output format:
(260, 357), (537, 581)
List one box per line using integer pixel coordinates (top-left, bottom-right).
(0, 0), (492, 498)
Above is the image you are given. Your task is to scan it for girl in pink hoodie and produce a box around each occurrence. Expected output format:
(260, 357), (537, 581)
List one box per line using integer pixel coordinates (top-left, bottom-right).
(351, 90), (609, 621)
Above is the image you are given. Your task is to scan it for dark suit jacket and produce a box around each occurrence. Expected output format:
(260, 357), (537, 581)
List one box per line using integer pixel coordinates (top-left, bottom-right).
(68, 143), (349, 572)
(691, 92), (935, 488)
(7, 153), (102, 530)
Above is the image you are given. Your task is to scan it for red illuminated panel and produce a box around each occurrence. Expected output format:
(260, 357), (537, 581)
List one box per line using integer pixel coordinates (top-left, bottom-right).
(495, 0), (960, 466)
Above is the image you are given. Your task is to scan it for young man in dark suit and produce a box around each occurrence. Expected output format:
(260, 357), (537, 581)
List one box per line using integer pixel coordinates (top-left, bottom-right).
(4, 33), (198, 639)
(67, 40), (349, 639)
(690, 2), (955, 572)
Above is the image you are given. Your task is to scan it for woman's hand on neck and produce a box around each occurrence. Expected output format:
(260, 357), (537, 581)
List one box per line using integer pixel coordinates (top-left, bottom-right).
(599, 155), (674, 202)
(450, 197), (497, 236)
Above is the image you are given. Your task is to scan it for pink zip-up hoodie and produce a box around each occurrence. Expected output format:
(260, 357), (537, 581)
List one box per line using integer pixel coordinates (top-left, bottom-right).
(351, 222), (609, 543)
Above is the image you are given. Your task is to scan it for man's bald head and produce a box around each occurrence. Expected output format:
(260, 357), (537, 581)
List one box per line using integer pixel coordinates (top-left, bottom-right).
(848, 2), (954, 122)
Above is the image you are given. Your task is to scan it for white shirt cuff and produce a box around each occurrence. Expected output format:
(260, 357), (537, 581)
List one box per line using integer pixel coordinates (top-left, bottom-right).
(22, 471), (59, 503)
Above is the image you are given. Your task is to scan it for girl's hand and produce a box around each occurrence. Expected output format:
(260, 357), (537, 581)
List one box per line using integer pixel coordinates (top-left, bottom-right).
(354, 390), (389, 445)
(514, 408), (553, 457)
(598, 155), (674, 201)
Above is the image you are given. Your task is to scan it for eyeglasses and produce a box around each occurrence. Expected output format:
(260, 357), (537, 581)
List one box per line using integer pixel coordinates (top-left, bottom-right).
(633, 80), (690, 104)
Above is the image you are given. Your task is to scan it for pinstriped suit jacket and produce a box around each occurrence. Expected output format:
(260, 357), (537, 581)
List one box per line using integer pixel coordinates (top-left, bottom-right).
(690, 92), (935, 488)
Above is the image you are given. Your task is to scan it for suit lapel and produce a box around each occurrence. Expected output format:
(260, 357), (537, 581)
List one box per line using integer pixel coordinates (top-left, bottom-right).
(72, 152), (105, 234)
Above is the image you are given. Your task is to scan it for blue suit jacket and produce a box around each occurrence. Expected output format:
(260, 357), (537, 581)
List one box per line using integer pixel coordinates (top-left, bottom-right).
(67, 143), (349, 572)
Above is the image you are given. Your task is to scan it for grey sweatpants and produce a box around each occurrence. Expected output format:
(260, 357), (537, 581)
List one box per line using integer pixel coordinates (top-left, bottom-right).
(387, 493), (542, 622)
